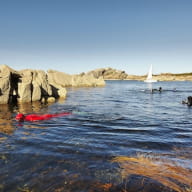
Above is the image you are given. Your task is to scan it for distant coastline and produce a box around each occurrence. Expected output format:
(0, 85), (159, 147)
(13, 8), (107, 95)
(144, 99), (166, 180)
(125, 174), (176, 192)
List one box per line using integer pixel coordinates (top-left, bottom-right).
(87, 68), (192, 81)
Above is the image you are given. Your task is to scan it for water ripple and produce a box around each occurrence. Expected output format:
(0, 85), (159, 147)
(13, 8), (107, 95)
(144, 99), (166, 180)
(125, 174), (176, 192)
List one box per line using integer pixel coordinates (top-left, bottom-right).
(0, 81), (191, 191)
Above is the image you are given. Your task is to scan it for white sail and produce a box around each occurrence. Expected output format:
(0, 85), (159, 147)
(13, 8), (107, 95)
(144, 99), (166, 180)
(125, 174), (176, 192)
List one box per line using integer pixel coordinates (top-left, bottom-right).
(144, 64), (157, 83)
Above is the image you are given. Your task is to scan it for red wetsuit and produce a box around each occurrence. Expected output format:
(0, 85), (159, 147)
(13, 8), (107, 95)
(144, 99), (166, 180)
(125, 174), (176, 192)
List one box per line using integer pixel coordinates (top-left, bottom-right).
(16, 112), (72, 122)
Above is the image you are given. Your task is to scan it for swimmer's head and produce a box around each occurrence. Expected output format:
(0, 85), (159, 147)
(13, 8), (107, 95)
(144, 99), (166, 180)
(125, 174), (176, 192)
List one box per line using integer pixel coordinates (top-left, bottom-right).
(15, 113), (25, 121)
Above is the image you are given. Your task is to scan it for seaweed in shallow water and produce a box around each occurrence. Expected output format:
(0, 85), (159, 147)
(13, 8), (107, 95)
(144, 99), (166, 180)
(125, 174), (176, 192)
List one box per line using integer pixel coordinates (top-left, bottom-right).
(112, 154), (192, 192)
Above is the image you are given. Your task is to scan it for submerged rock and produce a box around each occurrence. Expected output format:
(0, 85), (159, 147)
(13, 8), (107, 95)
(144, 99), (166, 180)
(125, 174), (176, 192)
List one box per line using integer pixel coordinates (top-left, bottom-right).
(45, 97), (56, 103)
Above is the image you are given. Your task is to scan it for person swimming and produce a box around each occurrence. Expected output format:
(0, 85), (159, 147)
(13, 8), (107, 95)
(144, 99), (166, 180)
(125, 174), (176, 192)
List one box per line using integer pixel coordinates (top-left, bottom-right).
(182, 96), (192, 106)
(15, 112), (72, 122)
(150, 87), (162, 93)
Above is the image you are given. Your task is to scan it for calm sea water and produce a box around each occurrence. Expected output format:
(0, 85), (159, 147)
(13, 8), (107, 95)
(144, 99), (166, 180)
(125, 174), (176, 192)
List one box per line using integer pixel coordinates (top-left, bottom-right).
(0, 80), (191, 192)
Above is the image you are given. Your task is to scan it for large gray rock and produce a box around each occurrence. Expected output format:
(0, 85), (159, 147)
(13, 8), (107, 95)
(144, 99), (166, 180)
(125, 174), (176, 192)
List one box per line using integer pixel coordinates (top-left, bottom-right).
(58, 87), (67, 98)
(87, 67), (128, 80)
(17, 82), (32, 103)
(32, 70), (52, 96)
(0, 78), (10, 104)
(0, 65), (13, 104)
(47, 70), (72, 87)
(72, 73), (105, 87)
(18, 69), (33, 84)
(32, 83), (41, 102)
(47, 70), (105, 87)
(17, 70), (33, 103)
(18, 70), (53, 103)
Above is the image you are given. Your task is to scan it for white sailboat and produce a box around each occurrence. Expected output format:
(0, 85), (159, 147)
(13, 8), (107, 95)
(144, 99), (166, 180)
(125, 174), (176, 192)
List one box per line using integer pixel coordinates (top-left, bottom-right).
(144, 64), (157, 83)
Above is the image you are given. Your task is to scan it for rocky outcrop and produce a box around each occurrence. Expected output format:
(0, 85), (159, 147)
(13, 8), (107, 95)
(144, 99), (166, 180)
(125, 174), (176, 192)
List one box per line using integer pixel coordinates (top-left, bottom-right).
(47, 70), (72, 88)
(87, 68), (128, 80)
(0, 65), (20, 104)
(47, 70), (105, 87)
(0, 65), (105, 104)
(17, 70), (33, 103)
(32, 70), (52, 98)
(0, 68), (11, 104)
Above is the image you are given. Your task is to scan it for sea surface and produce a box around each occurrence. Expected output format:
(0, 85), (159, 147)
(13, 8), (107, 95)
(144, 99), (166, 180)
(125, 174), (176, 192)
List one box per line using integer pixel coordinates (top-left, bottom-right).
(0, 80), (192, 192)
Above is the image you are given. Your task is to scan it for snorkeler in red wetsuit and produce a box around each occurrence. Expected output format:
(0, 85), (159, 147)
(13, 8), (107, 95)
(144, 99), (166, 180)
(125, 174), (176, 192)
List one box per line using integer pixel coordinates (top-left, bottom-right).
(15, 112), (72, 122)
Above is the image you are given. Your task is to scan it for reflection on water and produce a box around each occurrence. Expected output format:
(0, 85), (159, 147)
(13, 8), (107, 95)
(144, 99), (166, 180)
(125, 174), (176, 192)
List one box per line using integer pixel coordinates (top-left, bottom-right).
(0, 81), (192, 192)
(0, 104), (15, 134)
(0, 101), (49, 135)
(146, 82), (153, 92)
(17, 101), (49, 114)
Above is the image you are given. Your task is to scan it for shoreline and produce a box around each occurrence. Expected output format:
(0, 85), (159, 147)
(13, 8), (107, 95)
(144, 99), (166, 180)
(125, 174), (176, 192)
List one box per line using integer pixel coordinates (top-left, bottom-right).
(0, 64), (192, 105)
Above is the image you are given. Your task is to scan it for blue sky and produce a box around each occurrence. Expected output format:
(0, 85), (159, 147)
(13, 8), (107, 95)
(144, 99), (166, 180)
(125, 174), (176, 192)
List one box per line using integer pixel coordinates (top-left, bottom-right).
(0, 0), (192, 75)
